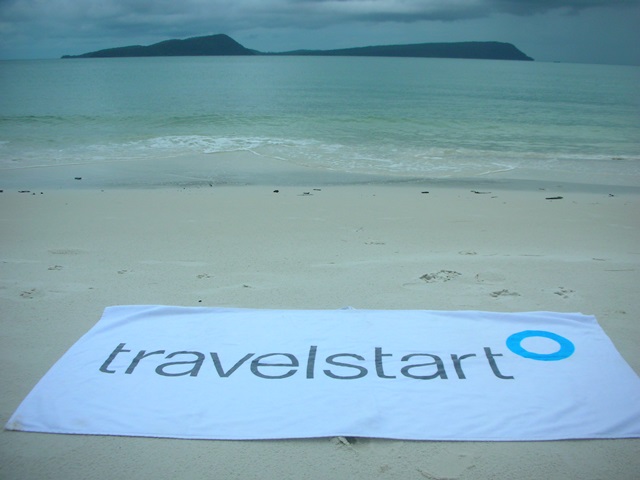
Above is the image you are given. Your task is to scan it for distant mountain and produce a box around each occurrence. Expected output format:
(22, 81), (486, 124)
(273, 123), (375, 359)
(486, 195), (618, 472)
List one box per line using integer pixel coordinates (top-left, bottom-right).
(62, 34), (533, 61)
(278, 41), (534, 61)
(62, 34), (254, 58)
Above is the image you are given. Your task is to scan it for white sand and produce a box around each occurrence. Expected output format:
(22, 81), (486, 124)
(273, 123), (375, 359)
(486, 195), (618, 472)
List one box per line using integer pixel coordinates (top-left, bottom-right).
(1, 183), (639, 479)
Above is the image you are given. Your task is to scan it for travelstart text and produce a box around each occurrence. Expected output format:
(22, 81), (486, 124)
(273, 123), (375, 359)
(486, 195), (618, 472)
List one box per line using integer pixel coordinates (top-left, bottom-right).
(99, 344), (516, 380)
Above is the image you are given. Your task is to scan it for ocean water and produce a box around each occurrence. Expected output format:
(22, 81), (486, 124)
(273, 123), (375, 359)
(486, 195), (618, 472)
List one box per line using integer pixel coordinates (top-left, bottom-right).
(0, 56), (638, 187)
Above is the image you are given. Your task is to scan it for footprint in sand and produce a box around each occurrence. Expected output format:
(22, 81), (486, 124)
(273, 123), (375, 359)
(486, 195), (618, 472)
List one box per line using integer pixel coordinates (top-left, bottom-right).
(20, 288), (39, 299)
(490, 289), (521, 298)
(554, 287), (574, 299)
(420, 270), (462, 283)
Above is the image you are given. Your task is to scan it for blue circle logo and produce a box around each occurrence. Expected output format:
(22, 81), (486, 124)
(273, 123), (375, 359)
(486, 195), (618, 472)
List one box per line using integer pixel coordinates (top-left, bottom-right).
(506, 330), (575, 361)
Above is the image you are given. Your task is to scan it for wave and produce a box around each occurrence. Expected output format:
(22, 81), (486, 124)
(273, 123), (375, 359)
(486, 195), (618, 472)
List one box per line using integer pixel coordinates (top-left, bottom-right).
(137, 135), (313, 154)
(2, 133), (638, 182)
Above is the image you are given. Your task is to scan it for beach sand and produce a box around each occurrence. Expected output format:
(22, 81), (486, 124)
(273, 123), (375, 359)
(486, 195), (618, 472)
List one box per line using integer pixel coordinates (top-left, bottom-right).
(1, 181), (639, 479)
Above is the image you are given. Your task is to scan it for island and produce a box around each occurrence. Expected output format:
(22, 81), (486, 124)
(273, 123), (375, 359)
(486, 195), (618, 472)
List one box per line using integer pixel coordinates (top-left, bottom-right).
(61, 34), (253, 58)
(62, 33), (534, 61)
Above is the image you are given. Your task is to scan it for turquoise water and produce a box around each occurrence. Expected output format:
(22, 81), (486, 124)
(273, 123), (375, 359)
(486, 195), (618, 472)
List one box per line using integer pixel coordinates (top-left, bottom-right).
(1, 56), (639, 186)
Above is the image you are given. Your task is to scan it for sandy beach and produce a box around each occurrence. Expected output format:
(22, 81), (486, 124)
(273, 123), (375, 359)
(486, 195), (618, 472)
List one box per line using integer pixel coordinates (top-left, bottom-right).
(2, 180), (639, 479)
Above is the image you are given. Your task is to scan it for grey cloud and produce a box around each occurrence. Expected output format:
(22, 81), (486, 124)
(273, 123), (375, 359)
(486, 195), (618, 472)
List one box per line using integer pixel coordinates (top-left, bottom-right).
(1, 0), (638, 60)
(234, 0), (640, 23)
(4, 0), (639, 30)
(488, 0), (640, 15)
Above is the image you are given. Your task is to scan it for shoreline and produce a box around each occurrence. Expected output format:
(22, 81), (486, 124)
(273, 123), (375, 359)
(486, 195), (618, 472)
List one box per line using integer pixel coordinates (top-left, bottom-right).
(3, 165), (640, 196)
(2, 150), (639, 193)
(2, 182), (639, 478)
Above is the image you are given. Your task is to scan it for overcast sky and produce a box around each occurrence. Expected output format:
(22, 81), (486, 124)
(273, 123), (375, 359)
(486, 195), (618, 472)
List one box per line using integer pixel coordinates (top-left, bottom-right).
(1, 0), (639, 64)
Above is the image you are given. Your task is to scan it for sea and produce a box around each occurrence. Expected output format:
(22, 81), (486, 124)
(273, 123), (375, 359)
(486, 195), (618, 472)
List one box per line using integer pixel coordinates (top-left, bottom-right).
(1, 56), (638, 188)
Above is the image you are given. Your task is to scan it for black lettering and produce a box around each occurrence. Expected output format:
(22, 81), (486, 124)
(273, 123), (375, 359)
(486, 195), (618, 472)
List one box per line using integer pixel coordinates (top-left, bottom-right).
(125, 349), (165, 374)
(484, 347), (514, 379)
(451, 353), (476, 379)
(99, 343), (131, 373)
(323, 353), (367, 379)
(155, 351), (205, 377)
(400, 353), (448, 379)
(306, 345), (317, 379)
(375, 347), (396, 379)
(250, 353), (299, 379)
(210, 352), (254, 377)
(100, 344), (516, 382)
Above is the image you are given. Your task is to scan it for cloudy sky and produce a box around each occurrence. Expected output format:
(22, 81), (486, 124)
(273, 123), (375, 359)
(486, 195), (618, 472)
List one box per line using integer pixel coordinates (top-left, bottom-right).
(1, 0), (639, 64)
